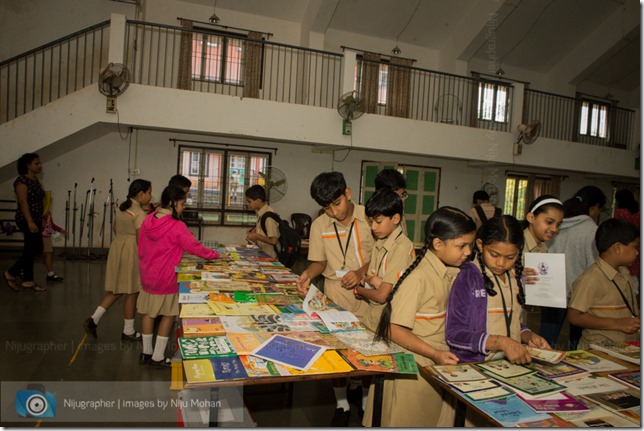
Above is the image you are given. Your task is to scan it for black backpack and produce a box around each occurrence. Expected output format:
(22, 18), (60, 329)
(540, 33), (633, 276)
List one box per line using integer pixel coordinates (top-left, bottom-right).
(474, 205), (502, 224)
(260, 211), (301, 267)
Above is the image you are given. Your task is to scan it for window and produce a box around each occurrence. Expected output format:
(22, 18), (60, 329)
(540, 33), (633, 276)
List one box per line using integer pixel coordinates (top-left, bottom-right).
(192, 31), (244, 85)
(477, 81), (510, 123)
(355, 58), (389, 105)
(504, 174), (558, 220)
(579, 99), (608, 138)
(178, 146), (270, 225)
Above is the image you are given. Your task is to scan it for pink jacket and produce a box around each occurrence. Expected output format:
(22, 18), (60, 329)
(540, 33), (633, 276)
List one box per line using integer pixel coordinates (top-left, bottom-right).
(138, 211), (219, 295)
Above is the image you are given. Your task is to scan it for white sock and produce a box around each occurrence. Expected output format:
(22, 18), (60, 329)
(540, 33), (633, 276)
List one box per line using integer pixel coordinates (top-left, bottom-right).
(91, 306), (106, 325)
(348, 378), (361, 389)
(47, 271), (55, 276)
(142, 334), (153, 355)
(123, 319), (135, 336)
(362, 391), (368, 410)
(152, 335), (169, 362)
(333, 385), (350, 411)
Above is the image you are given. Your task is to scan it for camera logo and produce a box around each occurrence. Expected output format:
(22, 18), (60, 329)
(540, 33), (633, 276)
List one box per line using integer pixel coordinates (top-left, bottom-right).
(16, 383), (56, 418)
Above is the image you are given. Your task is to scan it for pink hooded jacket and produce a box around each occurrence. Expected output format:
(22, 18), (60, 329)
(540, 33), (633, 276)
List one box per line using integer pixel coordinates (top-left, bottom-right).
(138, 211), (219, 295)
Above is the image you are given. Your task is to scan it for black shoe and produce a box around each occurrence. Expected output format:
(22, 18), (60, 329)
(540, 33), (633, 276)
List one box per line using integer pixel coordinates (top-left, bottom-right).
(83, 318), (98, 339)
(139, 353), (152, 365)
(347, 385), (362, 407)
(121, 332), (142, 342)
(148, 357), (172, 369)
(46, 274), (64, 282)
(330, 408), (350, 427)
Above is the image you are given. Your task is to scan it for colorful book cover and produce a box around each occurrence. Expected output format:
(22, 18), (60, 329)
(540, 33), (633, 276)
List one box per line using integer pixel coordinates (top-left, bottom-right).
(275, 350), (354, 376)
(182, 318), (225, 337)
(208, 292), (235, 303)
(201, 271), (230, 281)
(487, 372), (567, 397)
(583, 388), (640, 412)
(271, 304), (306, 314)
(250, 284), (283, 294)
(227, 332), (271, 355)
(232, 291), (258, 303)
(476, 359), (535, 378)
(219, 314), (319, 333)
(178, 336), (237, 359)
(432, 364), (488, 382)
(316, 309), (365, 332)
(183, 358), (216, 384)
(177, 272), (202, 282)
(344, 350), (415, 374)
(471, 395), (552, 427)
(269, 273), (300, 283)
(178, 283), (210, 304)
(302, 284), (338, 316)
(526, 360), (589, 382)
(254, 294), (302, 306)
(516, 392), (590, 413)
(272, 283), (299, 291)
(525, 347), (566, 364)
(228, 270), (270, 283)
(608, 370), (640, 389)
(239, 355), (281, 377)
(207, 301), (278, 316)
(179, 303), (219, 318)
(250, 334), (327, 371)
(210, 356), (248, 380)
(589, 342), (640, 365)
(563, 350), (627, 373)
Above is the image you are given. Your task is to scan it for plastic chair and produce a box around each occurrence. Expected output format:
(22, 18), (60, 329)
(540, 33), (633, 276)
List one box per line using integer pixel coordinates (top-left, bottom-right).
(291, 213), (312, 240)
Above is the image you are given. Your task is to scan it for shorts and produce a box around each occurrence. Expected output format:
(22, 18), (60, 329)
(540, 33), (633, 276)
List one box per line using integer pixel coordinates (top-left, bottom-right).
(136, 290), (179, 318)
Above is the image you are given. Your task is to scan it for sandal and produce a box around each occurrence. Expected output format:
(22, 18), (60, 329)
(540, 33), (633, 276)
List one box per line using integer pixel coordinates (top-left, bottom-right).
(22, 283), (47, 292)
(4, 272), (19, 291)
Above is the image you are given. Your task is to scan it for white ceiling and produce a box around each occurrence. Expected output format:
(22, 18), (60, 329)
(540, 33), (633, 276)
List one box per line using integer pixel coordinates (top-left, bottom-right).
(194, 0), (640, 92)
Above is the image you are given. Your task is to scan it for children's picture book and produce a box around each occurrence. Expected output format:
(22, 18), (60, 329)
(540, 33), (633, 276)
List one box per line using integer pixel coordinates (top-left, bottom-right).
(250, 284), (283, 294)
(343, 350), (418, 374)
(210, 356), (249, 381)
(487, 372), (567, 398)
(182, 318), (226, 337)
(283, 332), (348, 350)
(333, 331), (404, 357)
(178, 283), (213, 304)
(525, 360), (589, 382)
(525, 347), (566, 364)
(232, 291), (258, 303)
(201, 272), (230, 281)
(274, 350), (354, 376)
(239, 355), (281, 377)
(179, 303), (219, 319)
(269, 273), (300, 283)
(563, 350), (627, 372)
(316, 309), (365, 332)
(562, 375), (631, 396)
(219, 314), (320, 333)
(250, 334), (327, 371)
(302, 284), (337, 316)
(471, 395), (552, 427)
(183, 358), (216, 384)
(226, 332), (271, 355)
(177, 272), (202, 282)
(589, 342), (640, 365)
(178, 336), (237, 359)
(254, 294), (303, 306)
(583, 388), (640, 413)
(208, 292), (235, 303)
(460, 383), (514, 402)
(431, 364), (488, 382)
(608, 370), (640, 389)
(207, 301), (278, 316)
(476, 359), (535, 378)
(516, 392), (590, 413)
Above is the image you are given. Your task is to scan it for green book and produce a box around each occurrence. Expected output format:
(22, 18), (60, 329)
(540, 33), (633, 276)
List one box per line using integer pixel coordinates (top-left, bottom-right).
(233, 291), (258, 303)
(393, 353), (419, 374)
(178, 336), (237, 360)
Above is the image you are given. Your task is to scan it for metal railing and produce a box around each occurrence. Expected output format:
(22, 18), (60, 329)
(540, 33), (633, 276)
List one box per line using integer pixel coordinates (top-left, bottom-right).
(524, 89), (636, 150)
(0, 21), (110, 124)
(125, 21), (343, 108)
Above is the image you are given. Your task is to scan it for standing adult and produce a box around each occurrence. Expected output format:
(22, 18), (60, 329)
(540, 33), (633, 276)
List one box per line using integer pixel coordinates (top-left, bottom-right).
(4, 153), (46, 292)
(470, 190), (502, 230)
(614, 189), (640, 290)
(544, 185), (607, 349)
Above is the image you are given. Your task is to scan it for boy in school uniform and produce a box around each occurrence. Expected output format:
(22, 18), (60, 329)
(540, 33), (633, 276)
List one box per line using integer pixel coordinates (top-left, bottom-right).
(567, 218), (640, 350)
(296, 171), (374, 426)
(245, 185), (280, 259)
(374, 168), (409, 236)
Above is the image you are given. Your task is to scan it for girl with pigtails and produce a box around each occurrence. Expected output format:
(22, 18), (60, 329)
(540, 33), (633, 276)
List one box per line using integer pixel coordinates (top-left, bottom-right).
(445, 215), (551, 365)
(362, 207), (476, 428)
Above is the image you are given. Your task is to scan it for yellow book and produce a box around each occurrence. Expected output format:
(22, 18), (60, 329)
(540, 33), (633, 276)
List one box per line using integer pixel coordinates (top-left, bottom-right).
(183, 358), (216, 383)
(207, 301), (278, 316)
(278, 350), (353, 375)
(227, 332), (271, 355)
(179, 303), (219, 319)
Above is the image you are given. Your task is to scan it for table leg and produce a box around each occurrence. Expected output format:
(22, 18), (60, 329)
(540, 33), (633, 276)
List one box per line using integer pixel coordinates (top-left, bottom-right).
(372, 374), (384, 427)
(209, 388), (219, 427)
(454, 398), (466, 427)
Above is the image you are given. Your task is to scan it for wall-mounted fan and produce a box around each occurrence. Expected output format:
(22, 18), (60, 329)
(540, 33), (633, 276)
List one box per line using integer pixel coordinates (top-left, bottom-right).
(514, 120), (541, 155)
(337, 90), (364, 135)
(482, 182), (499, 205)
(98, 62), (131, 112)
(259, 167), (287, 203)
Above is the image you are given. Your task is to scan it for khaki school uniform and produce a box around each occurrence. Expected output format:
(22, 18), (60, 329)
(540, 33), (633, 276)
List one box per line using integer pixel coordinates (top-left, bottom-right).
(569, 257), (639, 349)
(523, 228), (548, 254)
(255, 204), (280, 259)
(363, 226), (415, 331)
(470, 202), (498, 229)
(307, 203), (373, 320)
(363, 251), (459, 427)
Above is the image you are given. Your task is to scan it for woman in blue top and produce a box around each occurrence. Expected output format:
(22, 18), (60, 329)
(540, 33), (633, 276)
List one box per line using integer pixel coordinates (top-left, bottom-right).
(445, 215), (550, 363)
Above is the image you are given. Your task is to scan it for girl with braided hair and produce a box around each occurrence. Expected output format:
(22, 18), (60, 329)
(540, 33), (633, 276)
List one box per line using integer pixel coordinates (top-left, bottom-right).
(363, 207), (476, 427)
(445, 215), (551, 365)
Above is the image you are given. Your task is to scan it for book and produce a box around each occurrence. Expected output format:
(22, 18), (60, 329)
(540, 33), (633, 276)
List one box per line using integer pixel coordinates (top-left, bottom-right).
(525, 360), (589, 382)
(555, 397), (639, 426)
(210, 356), (248, 380)
(333, 331), (404, 357)
(179, 303), (219, 318)
(226, 332), (271, 355)
(516, 392), (590, 413)
(583, 388), (640, 413)
(445, 379), (514, 401)
(219, 315), (320, 333)
(269, 273), (300, 283)
(254, 294), (303, 306)
(618, 406), (640, 424)
(275, 350), (355, 376)
(302, 284), (338, 316)
(476, 359), (535, 378)
(562, 375), (631, 396)
(343, 350), (419, 374)
(207, 301), (278, 316)
(608, 369), (640, 389)
(471, 395), (552, 427)
(239, 355), (281, 377)
(282, 331), (348, 350)
(316, 309), (365, 332)
(516, 416), (572, 427)
(178, 283), (211, 304)
(486, 372), (567, 398)
(178, 336), (237, 359)
(182, 318), (226, 337)
(589, 342), (641, 365)
(232, 291), (258, 303)
(201, 271), (230, 281)
(563, 350), (627, 372)
(183, 358), (216, 384)
(525, 346), (566, 364)
(250, 334), (327, 371)
(431, 364), (488, 382)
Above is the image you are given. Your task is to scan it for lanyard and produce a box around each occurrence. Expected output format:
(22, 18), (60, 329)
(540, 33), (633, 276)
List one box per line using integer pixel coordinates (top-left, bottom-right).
(333, 220), (355, 269)
(376, 231), (404, 276)
(611, 278), (638, 318)
(493, 272), (513, 338)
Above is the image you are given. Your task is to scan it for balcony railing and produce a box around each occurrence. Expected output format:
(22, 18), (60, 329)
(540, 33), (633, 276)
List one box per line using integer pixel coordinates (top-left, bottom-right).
(0, 17), (637, 152)
(0, 21), (110, 124)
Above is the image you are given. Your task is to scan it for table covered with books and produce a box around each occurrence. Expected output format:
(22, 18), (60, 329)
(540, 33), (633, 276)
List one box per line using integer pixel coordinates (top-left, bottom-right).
(422, 345), (640, 427)
(173, 244), (419, 426)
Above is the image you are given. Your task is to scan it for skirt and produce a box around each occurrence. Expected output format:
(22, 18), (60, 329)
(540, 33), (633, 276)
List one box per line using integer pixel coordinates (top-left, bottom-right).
(136, 290), (179, 318)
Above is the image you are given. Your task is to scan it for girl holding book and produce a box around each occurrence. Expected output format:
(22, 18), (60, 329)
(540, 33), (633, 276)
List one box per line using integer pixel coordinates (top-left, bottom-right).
(445, 215), (551, 365)
(137, 186), (220, 368)
(362, 207), (476, 427)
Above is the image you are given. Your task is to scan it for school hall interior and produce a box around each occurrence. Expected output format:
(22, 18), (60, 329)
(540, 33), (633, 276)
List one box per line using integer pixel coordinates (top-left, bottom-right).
(0, 0), (640, 427)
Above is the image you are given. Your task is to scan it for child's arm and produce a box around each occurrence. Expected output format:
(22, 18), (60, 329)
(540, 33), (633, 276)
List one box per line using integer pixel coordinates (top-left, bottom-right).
(246, 230), (278, 246)
(390, 323), (459, 365)
(355, 279), (392, 304)
(176, 223), (220, 260)
(567, 307), (640, 334)
(341, 261), (369, 289)
(296, 261), (327, 296)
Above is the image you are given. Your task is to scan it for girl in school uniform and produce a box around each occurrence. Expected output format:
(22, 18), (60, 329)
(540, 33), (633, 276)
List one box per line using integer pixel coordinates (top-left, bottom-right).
(137, 186), (220, 368)
(363, 207), (476, 427)
(445, 215), (551, 364)
(84, 179), (152, 340)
